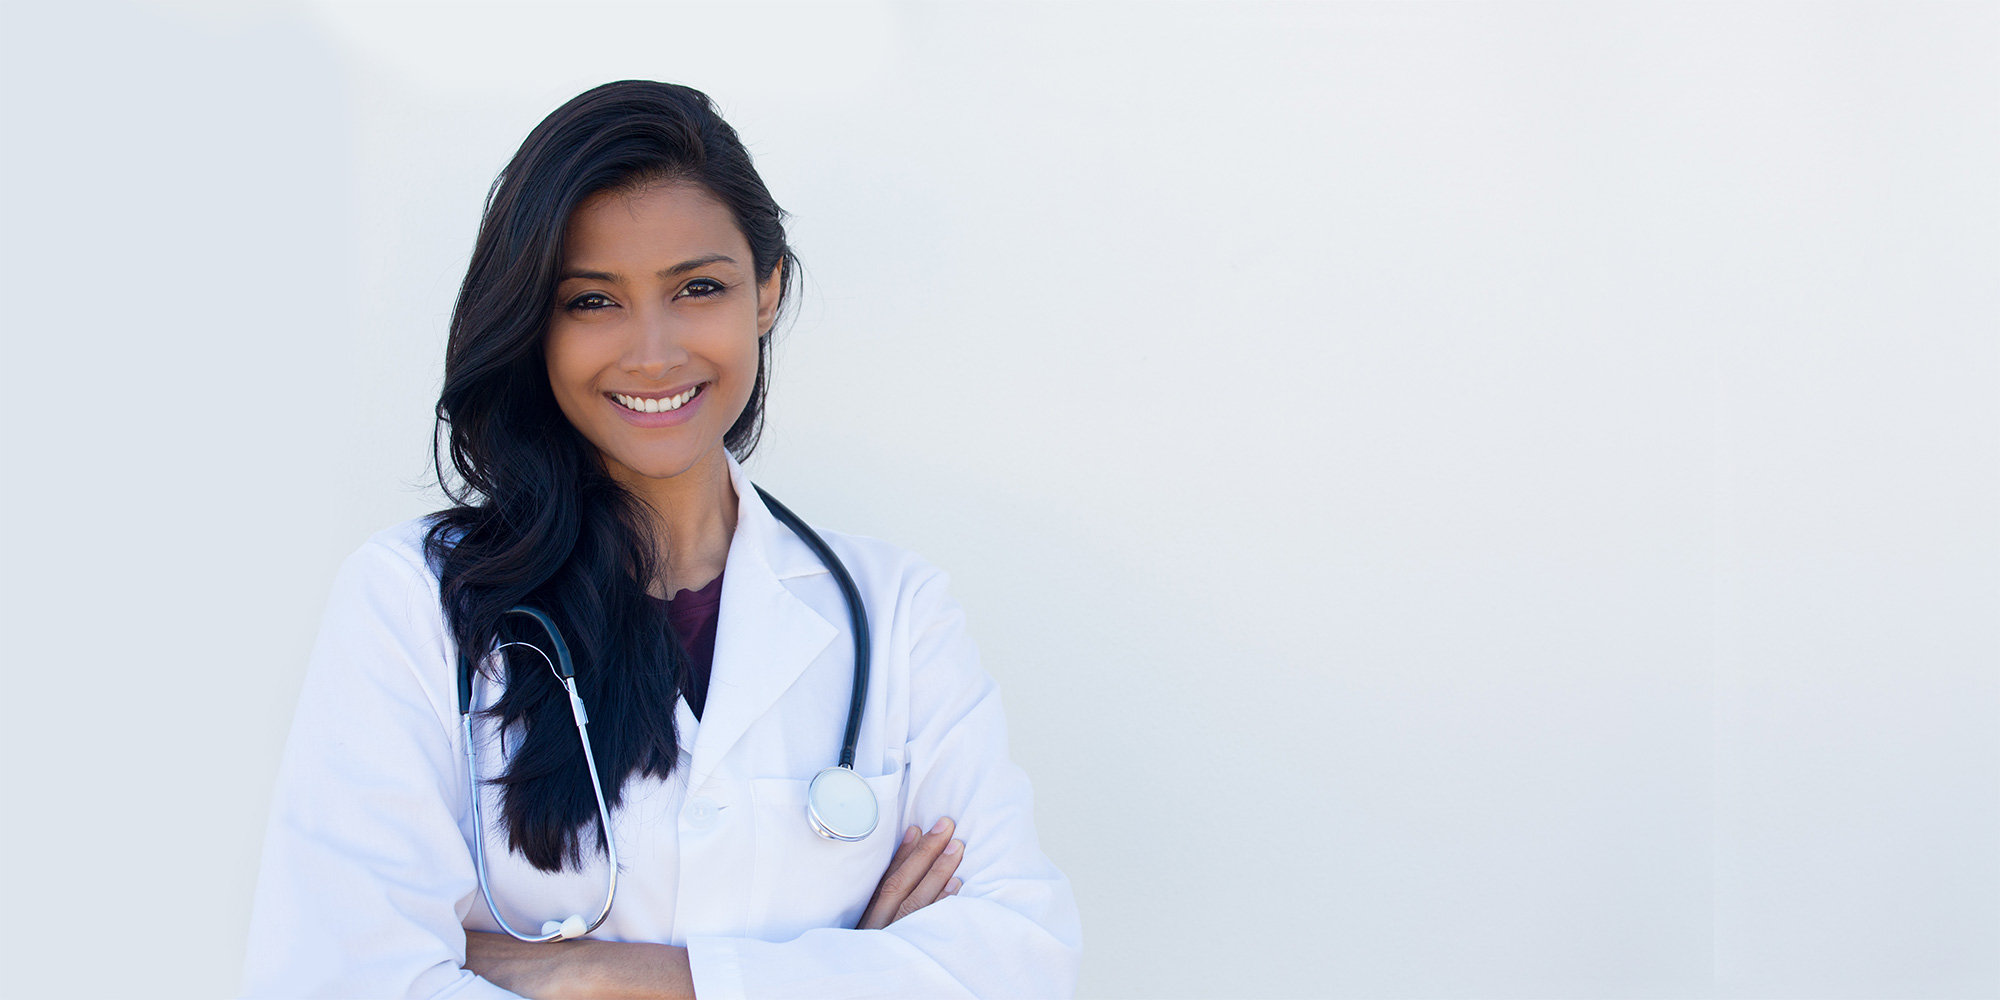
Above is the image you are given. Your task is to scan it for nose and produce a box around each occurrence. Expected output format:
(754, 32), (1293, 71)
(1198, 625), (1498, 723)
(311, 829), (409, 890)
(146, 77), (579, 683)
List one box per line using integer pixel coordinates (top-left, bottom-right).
(619, 302), (689, 381)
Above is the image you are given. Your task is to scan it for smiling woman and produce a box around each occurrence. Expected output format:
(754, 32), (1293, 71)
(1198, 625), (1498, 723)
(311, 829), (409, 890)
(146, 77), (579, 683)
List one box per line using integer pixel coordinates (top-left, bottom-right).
(239, 81), (1081, 999)
(547, 186), (775, 483)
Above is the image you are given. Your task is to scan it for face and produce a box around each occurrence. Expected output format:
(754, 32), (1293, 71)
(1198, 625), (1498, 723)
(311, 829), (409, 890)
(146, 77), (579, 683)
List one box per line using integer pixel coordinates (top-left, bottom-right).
(545, 181), (781, 484)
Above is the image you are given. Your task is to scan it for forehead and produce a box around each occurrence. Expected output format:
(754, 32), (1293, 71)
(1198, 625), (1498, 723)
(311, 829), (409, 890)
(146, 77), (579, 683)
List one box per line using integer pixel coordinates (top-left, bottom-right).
(561, 181), (747, 266)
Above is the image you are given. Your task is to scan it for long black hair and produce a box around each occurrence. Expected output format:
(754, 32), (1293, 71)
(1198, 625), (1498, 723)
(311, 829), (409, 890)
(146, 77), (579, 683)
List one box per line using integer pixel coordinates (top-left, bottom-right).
(425, 81), (799, 872)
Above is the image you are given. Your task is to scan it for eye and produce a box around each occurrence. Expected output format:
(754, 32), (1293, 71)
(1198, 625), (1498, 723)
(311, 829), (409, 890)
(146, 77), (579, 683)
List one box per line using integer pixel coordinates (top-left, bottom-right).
(565, 291), (616, 312)
(677, 278), (725, 299)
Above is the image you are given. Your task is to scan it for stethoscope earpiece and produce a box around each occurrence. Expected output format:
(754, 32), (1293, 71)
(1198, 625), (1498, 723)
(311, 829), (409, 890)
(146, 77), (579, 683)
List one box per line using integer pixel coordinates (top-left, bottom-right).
(540, 915), (589, 940)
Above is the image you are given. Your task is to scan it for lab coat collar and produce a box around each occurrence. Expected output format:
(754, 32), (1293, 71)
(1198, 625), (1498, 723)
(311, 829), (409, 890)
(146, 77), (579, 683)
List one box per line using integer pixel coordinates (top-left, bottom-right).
(681, 451), (839, 783)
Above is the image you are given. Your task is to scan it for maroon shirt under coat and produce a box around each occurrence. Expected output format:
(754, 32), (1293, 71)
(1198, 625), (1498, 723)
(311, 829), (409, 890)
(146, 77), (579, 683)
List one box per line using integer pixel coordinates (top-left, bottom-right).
(656, 571), (723, 720)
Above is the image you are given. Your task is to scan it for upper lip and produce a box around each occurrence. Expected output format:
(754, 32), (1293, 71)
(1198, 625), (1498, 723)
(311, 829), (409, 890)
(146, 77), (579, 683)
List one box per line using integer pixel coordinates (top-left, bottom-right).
(606, 382), (705, 400)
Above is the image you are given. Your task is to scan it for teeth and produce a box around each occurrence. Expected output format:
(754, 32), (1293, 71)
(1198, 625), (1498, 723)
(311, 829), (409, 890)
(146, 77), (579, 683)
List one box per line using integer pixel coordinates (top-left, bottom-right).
(613, 386), (702, 414)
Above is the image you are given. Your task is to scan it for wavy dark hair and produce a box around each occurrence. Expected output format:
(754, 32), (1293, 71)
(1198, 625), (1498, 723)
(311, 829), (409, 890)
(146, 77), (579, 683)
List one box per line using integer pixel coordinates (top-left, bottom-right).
(424, 81), (799, 872)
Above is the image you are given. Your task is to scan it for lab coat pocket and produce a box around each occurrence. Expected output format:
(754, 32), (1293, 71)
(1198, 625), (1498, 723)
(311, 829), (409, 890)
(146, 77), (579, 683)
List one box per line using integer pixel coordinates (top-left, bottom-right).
(746, 769), (905, 941)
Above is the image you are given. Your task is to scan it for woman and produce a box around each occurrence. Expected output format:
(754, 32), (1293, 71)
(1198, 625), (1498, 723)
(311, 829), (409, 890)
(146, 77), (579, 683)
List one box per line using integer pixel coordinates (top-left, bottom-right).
(242, 81), (1081, 999)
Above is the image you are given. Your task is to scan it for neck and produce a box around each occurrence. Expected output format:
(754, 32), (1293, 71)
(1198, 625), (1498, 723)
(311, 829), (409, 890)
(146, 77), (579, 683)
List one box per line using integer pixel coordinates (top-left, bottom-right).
(607, 445), (739, 598)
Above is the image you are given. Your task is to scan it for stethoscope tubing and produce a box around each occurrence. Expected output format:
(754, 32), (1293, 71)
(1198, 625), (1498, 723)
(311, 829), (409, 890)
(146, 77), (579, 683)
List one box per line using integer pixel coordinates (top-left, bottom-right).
(752, 485), (871, 771)
(453, 486), (870, 941)
(463, 613), (620, 942)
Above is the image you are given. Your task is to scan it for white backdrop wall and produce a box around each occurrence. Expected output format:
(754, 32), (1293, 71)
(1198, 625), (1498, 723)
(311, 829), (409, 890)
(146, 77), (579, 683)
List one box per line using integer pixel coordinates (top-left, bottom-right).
(0, 2), (1994, 997)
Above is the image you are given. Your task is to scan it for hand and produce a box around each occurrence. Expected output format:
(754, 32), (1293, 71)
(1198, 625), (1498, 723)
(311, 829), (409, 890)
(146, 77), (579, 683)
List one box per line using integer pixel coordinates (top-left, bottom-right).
(856, 817), (965, 930)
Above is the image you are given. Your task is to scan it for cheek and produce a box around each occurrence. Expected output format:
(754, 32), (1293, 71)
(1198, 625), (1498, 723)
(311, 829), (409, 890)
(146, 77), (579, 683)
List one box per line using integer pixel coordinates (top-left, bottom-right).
(679, 314), (760, 390)
(543, 325), (602, 403)
(716, 335), (763, 410)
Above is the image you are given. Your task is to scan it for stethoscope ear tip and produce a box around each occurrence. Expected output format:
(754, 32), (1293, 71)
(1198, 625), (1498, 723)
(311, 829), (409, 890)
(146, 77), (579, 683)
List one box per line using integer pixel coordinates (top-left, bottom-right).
(540, 915), (589, 940)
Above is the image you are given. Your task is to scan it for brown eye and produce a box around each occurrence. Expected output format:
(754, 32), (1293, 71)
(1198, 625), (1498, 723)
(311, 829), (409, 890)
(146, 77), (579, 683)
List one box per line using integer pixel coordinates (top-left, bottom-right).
(678, 279), (724, 299)
(566, 292), (615, 311)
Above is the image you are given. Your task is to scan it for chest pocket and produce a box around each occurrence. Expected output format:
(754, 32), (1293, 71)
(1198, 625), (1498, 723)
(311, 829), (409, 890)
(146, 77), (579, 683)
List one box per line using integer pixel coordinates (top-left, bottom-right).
(744, 769), (907, 940)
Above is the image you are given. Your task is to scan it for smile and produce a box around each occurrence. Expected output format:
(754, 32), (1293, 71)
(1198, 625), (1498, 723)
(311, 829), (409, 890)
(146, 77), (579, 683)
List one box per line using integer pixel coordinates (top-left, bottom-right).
(611, 385), (703, 413)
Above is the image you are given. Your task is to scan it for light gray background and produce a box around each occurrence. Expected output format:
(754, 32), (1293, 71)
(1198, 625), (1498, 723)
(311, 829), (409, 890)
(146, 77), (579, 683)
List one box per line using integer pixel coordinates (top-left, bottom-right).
(0, 2), (1994, 997)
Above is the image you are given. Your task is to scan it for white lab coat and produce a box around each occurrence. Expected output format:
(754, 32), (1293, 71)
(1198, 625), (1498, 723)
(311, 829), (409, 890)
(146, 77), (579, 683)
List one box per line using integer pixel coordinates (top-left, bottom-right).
(241, 454), (1081, 999)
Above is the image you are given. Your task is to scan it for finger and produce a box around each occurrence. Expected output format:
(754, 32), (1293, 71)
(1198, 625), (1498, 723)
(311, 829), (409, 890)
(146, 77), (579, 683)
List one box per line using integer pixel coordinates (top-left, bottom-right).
(895, 838), (964, 921)
(945, 877), (962, 896)
(860, 818), (954, 929)
(897, 838), (964, 920)
(872, 825), (922, 894)
(866, 818), (951, 924)
(863, 825), (924, 924)
(888, 824), (924, 880)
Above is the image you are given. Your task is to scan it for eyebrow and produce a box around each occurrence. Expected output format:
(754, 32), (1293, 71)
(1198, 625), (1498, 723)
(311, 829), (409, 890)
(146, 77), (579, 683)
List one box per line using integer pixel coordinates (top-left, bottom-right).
(559, 253), (740, 283)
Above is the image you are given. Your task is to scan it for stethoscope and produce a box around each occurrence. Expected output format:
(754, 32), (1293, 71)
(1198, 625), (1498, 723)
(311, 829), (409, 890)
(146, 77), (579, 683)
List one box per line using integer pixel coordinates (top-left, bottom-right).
(455, 486), (876, 942)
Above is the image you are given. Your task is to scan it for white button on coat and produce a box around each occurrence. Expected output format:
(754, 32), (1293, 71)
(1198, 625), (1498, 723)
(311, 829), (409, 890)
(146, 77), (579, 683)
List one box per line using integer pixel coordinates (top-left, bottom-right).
(240, 453), (1082, 999)
(686, 796), (720, 831)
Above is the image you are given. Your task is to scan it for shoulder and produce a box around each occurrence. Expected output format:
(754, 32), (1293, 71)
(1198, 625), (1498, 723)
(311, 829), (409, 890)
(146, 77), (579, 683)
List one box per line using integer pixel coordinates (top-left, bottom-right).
(330, 516), (447, 593)
(806, 528), (978, 680)
(293, 517), (462, 744)
(810, 527), (958, 618)
(358, 515), (446, 576)
(814, 527), (944, 588)
(313, 516), (451, 642)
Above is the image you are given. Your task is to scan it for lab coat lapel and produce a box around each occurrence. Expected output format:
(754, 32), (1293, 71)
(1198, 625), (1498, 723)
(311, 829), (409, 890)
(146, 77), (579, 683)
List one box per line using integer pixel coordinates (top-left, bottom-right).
(686, 456), (837, 785)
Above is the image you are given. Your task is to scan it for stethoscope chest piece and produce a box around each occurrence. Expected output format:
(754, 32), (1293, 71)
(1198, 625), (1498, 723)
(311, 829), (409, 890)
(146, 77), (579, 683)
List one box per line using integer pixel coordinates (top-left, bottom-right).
(806, 765), (878, 842)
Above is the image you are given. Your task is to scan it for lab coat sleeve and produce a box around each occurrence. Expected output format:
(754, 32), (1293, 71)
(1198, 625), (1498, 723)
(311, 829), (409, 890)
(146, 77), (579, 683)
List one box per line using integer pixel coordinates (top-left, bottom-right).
(685, 567), (1084, 999)
(241, 538), (523, 1000)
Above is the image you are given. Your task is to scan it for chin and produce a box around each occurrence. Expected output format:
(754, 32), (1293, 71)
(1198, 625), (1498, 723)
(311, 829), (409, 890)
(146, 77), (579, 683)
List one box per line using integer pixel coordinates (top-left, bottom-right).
(603, 441), (716, 481)
(620, 456), (703, 481)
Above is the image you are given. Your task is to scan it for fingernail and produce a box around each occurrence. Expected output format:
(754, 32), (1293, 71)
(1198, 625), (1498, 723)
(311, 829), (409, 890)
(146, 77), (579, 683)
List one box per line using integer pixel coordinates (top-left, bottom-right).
(946, 878), (962, 894)
(929, 818), (950, 835)
(944, 839), (962, 856)
(902, 826), (918, 845)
